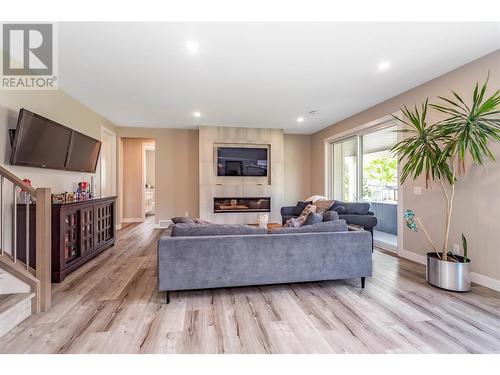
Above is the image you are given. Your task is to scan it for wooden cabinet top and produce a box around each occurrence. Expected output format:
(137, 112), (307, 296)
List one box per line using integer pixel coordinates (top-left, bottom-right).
(19, 196), (117, 209)
(52, 196), (117, 207)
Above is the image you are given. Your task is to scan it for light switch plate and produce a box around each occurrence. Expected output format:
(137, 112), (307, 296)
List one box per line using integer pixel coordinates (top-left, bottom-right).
(413, 186), (422, 195)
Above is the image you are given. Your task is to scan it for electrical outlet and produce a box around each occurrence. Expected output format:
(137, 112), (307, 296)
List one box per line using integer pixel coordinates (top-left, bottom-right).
(453, 244), (460, 254)
(184, 211), (189, 217)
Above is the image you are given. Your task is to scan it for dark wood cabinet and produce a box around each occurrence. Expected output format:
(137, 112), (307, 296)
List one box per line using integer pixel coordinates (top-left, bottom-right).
(17, 196), (117, 282)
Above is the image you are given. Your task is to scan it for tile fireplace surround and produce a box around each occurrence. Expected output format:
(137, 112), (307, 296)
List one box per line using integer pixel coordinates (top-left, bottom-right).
(199, 126), (284, 225)
(214, 197), (271, 213)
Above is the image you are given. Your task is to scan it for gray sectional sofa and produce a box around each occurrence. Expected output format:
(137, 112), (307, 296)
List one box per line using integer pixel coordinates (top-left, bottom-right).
(157, 220), (373, 302)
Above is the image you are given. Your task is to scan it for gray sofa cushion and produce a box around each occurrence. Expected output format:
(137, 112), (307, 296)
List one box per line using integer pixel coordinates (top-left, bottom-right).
(270, 219), (348, 234)
(303, 212), (323, 226)
(322, 210), (339, 222)
(331, 201), (370, 215)
(339, 214), (377, 228)
(332, 206), (346, 214)
(172, 217), (195, 224)
(171, 223), (267, 237)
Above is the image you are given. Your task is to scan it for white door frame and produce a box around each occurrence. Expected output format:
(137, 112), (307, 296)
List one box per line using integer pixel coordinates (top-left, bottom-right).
(100, 126), (117, 197)
(324, 112), (404, 255)
(142, 142), (155, 219)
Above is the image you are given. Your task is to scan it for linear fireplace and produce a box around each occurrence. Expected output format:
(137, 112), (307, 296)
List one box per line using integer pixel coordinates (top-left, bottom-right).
(214, 197), (271, 213)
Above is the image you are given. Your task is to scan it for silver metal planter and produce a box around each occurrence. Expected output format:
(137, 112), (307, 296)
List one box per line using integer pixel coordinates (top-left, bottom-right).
(426, 253), (471, 292)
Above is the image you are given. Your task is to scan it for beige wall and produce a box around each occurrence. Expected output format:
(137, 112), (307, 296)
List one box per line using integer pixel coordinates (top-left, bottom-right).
(284, 134), (311, 205)
(116, 128), (198, 225)
(0, 90), (117, 194)
(118, 127), (311, 226)
(311, 50), (500, 282)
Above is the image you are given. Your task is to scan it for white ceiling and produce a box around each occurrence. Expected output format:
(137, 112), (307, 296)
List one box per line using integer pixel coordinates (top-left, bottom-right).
(58, 22), (500, 134)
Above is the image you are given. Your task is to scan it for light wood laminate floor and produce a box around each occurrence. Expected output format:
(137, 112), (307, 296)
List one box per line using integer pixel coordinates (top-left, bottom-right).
(1, 217), (499, 354)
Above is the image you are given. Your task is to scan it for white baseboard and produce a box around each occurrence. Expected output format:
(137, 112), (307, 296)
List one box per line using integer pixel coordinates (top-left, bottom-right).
(374, 240), (398, 254)
(398, 249), (500, 292)
(121, 218), (144, 223)
(471, 272), (500, 292)
(398, 249), (426, 265)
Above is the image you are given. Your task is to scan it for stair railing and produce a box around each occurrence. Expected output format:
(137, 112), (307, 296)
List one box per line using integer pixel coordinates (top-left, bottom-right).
(0, 165), (51, 312)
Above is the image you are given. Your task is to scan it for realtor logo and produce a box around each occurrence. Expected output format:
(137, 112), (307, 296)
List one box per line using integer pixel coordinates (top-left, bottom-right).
(1, 23), (58, 89)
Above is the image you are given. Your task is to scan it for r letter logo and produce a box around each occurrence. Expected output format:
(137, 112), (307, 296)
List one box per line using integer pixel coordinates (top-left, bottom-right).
(1, 23), (58, 90)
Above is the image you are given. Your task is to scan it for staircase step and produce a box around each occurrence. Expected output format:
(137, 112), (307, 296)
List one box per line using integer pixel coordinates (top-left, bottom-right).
(0, 293), (34, 338)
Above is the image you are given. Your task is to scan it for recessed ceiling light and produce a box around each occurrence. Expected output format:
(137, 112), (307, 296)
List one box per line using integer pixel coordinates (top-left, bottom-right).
(297, 117), (304, 123)
(186, 40), (199, 55)
(193, 111), (201, 118)
(309, 110), (320, 115)
(377, 61), (391, 71)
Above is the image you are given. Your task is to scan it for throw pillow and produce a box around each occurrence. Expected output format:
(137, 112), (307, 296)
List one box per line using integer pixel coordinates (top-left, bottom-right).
(285, 204), (316, 227)
(314, 199), (335, 214)
(172, 217), (195, 224)
(303, 212), (323, 226)
(322, 210), (339, 222)
(293, 201), (313, 216)
(305, 195), (328, 203)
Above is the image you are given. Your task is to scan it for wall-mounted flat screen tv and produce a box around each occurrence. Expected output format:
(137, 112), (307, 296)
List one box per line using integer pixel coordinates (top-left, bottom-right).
(10, 109), (101, 173)
(217, 147), (268, 177)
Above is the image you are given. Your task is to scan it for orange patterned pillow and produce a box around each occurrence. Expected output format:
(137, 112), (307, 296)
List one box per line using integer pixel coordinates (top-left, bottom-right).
(314, 199), (335, 214)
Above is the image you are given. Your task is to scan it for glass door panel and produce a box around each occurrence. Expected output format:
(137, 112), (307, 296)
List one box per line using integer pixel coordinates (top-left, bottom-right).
(361, 126), (398, 203)
(361, 125), (398, 249)
(332, 137), (358, 202)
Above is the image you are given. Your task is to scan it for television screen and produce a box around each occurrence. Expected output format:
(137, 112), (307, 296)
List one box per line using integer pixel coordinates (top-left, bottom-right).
(65, 131), (101, 173)
(10, 109), (102, 173)
(217, 147), (268, 176)
(10, 109), (72, 170)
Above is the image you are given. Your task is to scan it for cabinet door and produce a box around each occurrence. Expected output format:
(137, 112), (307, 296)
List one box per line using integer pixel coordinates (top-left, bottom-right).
(94, 202), (114, 249)
(80, 206), (94, 255)
(62, 208), (79, 264)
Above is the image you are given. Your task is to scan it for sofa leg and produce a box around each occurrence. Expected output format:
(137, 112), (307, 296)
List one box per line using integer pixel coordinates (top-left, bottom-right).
(166, 291), (170, 304)
(361, 277), (366, 288)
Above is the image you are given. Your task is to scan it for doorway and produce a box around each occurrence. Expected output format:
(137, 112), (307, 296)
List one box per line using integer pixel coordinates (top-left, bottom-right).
(328, 119), (400, 252)
(120, 138), (155, 223)
(143, 143), (155, 217)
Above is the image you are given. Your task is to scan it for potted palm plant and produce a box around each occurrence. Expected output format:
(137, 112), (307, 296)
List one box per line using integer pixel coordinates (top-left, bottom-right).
(391, 75), (500, 292)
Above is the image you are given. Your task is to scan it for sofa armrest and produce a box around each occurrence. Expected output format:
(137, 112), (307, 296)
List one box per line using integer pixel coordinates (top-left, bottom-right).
(281, 206), (296, 216)
(367, 211), (375, 216)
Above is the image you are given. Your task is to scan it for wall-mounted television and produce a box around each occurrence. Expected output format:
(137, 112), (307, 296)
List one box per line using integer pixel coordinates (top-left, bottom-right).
(10, 109), (101, 173)
(217, 147), (268, 177)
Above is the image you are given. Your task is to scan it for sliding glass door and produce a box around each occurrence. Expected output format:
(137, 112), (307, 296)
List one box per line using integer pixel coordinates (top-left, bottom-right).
(329, 124), (399, 250)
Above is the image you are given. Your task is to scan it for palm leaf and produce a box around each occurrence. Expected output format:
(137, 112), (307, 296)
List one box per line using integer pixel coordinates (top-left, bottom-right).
(431, 75), (500, 168)
(391, 99), (453, 186)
